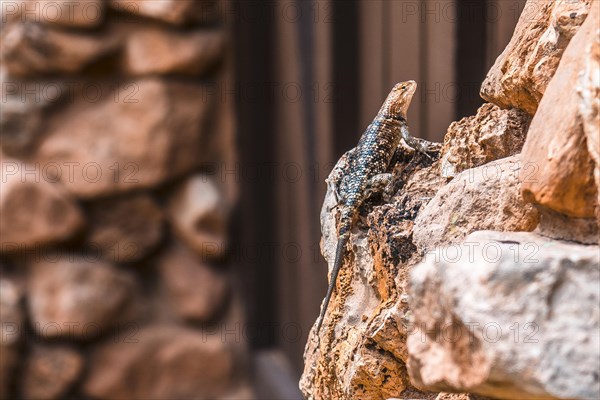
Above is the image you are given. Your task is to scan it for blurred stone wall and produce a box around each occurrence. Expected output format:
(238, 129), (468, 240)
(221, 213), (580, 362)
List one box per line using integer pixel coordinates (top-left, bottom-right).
(0, 1), (251, 399)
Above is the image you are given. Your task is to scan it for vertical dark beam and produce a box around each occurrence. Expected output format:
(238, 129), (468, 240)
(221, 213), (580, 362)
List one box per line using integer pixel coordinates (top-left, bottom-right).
(456, 0), (488, 118)
(332, 0), (360, 159)
(296, 0), (319, 242)
(232, 0), (277, 348)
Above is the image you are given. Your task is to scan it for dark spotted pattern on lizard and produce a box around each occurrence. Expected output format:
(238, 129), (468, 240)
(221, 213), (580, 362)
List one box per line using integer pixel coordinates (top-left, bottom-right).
(316, 80), (431, 334)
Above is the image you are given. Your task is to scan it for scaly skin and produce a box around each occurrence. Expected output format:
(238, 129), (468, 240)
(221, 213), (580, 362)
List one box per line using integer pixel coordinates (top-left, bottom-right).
(316, 80), (428, 334)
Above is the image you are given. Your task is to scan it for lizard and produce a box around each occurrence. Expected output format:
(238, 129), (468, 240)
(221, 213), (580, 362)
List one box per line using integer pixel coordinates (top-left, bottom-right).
(316, 80), (431, 334)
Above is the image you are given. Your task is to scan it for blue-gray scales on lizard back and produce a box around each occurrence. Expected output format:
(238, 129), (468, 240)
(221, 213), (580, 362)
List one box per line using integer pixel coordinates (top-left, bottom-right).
(316, 80), (430, 334)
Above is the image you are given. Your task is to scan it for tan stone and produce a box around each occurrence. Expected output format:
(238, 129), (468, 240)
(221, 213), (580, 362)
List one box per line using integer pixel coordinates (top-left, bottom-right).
(0, 158), (84, 253)
(157, 242), (229, 322)
(415, 155), (540, 251)
(167, 175), (228, 259)
(440, 103), (530, 177)
(0, 276), (23, 399)
(521, 5), (599, 218)
(24, 0), (105, 28)
(408, 231), (600, 399)
(27, 253), (138, 340)
(481, 0), (592, 114)
(0, 21), (119, 77)
(21, 345), (84, 400)
(124, 27), (225, 76)
(32, 79), (215, 198)
(85, 194), (163, 263)
(109, 0), (219, 25)
(84, 326), (235, 399)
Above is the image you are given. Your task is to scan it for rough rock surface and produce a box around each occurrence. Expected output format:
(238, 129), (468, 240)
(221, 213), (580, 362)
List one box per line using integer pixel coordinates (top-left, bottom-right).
(21, 345), (84, 400)
(415, 155), (540, 251)
(27, 253), (138, 340)
(109, 0), (219, 25)
(32, 79), (214, 198)
(85, 194), (163, 263)
(481, 0), (592, 114)
(440, 103), (531, 177)
(535, 207), (599, 245)
(520, 4), (598, 219)
(167, 175), (228, 259)
(0, 158), (84, 253)
(577, 19), (600, 226)
(303, 2), (599, 399)
(0, 276), (23, 399)
(124, 27), (224, 76)
(301, 147), (446, 400)
(1, 22), (119, 77)
(84, 325), (237, 399)
(157, 242), (229, 322)
(408, 230), (600, 400)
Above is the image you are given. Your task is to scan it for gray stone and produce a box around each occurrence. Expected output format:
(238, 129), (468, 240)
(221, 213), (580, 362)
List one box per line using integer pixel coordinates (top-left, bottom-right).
(408, 230), (600, 400)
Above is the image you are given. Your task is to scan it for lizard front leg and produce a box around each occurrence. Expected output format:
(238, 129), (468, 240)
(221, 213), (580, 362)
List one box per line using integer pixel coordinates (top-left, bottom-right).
(401, 124), (433, 159)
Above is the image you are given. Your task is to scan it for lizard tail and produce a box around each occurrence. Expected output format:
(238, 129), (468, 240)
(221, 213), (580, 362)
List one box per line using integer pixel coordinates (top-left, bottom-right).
(316, 232), (350, 333)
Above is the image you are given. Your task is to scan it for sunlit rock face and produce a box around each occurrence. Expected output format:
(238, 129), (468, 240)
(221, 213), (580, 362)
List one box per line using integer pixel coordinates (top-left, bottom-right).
(301, 1), (599, 399)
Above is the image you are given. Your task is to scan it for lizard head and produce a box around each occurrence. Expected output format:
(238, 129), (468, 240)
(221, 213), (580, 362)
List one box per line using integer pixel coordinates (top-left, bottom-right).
(379, 80), (417, 120)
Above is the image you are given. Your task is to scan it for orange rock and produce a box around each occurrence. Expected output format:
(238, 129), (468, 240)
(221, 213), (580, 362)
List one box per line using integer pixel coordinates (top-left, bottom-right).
(577, 14), (600, 227)
(24, 0), (105, 28)
(440, 103), (530, 177)
(481, 0), (592, 114)
(1, 22), (119, 77)
(32, 79), (215, 198)
(0, 158), (84, 253)
(520, 3), (599, 218)
(27, 253), (138, 340)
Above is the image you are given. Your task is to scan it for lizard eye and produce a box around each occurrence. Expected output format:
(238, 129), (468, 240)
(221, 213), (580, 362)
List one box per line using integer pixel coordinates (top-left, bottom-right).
(401, 86), (406, 90)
